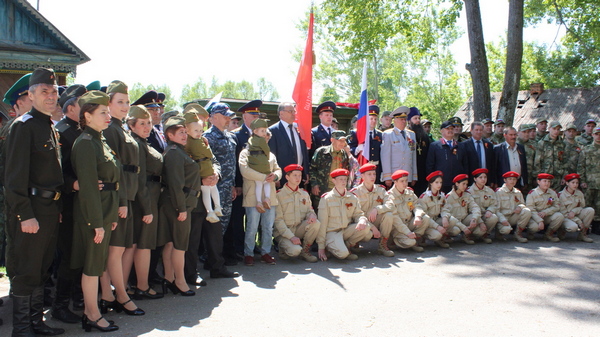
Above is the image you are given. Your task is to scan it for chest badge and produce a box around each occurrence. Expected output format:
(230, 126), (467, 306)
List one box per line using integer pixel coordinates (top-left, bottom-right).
(345, 203), (353, 209)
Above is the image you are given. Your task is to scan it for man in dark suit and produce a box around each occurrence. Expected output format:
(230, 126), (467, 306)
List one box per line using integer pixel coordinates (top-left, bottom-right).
(493, 126), (528, 188)
(268, 102), (309, 186)
(426, 120), (467, 193)
(458, 121), (496, 187)
(132, 90), (165, 153)
(310, 101), (336, 158)
(347, 105), (382, 183)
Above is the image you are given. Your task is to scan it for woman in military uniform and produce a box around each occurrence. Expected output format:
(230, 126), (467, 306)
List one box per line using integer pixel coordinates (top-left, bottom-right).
(127, 105), (164, 299)
(160, 116), (200, 296)
(71, 91), (119, 332)
(99, 81), (144, 316)
(467, 168), (499, 243)
(442, 174), (487, 244)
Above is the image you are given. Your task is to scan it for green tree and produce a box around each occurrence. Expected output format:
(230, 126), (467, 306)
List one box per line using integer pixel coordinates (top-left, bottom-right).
(129, 83), (177, 112)
(256, 77), (280, 101)
(179, 78), (209, 107)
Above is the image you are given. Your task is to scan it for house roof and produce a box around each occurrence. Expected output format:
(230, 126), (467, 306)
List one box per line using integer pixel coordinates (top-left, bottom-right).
(455, 87), (600, 131)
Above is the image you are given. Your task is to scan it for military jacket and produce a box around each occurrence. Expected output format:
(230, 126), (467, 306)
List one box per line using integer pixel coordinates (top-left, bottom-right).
(0, 117), (17, 185)
(309, 145), (349, 189)
(56, 116), (82, 193)
(132, 133), (163, 216)
(71, 127), (119, 228)
(204, 125), (237, 190)
(382, 186), (424, 223)
(495, 184), (527, 223)
(162, 142), (201, 212)
(418, 190), (446, 219)
(350, 183), (387, 214)
(185, 136), (215, 178)
(535, 131), (548, 142)
(381, 127), (418, 182)
(5, 108), (63, 221)
(534, 135), (566, 180)
(247, 134), (271, 175)
(273, 184), (316, 239)
(558, 187), (586, 216)
(490, 133), (505, 145)
(442, 190), (481, 222)
(317, 188), (367, 249)
(578, 143), (600, 189)
(526, 187), (561, 223)
(575, 133), (592, 147)
(563, 140), (582, 175)
(468, 184), (498, 213)
(104, 117), (139, 205)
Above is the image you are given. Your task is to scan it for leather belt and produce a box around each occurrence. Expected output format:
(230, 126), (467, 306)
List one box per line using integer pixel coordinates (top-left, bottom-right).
(101, 182), (119, 191)
(194, 158), (210, 163)
(29, 187), (61, 200)
(123, 164), (141, 174)
(249, 150), (263, 156)
(147, 175), (162, 183)
(183, 186), (201, 198)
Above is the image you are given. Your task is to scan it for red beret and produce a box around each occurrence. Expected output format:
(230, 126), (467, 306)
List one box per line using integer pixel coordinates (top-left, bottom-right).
(284, 164), (303, 173)
(472, 168), (488, 176)
(502, 171), (520, 179)
(537, 173), (554, 180)
(359, 163), (377, 173)
(426, 171), (443, 182)
(391, 170), (409, 180)
(330, 168), (350, 178)
(564, 173), (580, 182)
(452, 174), (469, 183)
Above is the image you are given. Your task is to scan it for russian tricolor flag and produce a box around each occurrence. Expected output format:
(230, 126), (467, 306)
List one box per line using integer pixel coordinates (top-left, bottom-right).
(356, 62), (369, 165)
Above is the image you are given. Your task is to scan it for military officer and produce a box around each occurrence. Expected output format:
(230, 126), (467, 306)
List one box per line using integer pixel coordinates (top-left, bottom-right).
(578, 126), (600, 233)
(517, 123), (537, 192)
(310, 101), (336, 156)
(5, 68), (65, 336)
(535, 117), (548, 142)
(575, 119), (596, 146)
(133, 90), (165, 153)
(381, 106), (417, 188)
(526, 173), (565, 242)
(382, 170), (442, 252)
(563, 123), (582, 175)
(449, 116), (469, 143)
(467, 168), (498, 243)
(489, 119), (506, 145)
(378, 110), (393, 132)
(495, 171), (532, 243)
(347, 105), (383, 182)
(558, 173), (594, 242)
(535, 121), (567, 190)
(273, 164), (319, 262)
(482, 118), (494, 140)
(350, 164), (392, 256)
(442, 174), (486, 244)
(317, 169), (373, 261)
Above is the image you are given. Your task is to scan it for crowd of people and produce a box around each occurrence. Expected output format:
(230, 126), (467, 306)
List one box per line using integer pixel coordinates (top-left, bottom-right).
(1, 67), (599, 336)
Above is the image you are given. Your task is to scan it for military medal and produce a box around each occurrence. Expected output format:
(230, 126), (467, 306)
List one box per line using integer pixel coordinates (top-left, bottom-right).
(345, 203), (353, 209)
(301, 199), (306, 205)
(514, 196), (519, 203)
(461, 200), (466, 207)
(376, 197), (383, 204)
(408, 201), (414, 211)
(548, 197), (554, 205)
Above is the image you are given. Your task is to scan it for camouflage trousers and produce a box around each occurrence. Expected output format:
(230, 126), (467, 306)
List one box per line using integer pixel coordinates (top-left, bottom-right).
(584, 189), (600, 221)
(217, 180), (235, 235)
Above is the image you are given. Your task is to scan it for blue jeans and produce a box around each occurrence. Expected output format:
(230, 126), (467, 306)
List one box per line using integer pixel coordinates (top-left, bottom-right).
(244, 206), (276, 256)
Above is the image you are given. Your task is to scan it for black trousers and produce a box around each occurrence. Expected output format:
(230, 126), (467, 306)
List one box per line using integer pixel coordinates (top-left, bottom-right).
(184, 211), (225, 279)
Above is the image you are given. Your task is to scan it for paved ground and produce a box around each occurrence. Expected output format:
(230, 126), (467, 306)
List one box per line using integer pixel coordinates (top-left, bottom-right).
(1, 233), (600, 336)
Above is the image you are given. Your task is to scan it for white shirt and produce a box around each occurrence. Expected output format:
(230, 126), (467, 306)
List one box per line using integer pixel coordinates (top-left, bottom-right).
(505, 142), (521, 175)
(281, 120), (303, 165)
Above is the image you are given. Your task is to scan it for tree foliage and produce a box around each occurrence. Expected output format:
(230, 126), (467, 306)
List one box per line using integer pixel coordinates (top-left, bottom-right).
(129, 83), (176, 112)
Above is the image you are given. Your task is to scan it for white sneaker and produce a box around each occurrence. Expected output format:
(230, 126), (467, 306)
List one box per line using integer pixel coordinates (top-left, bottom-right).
(214, 208), (223, 217)
(206, 211), (220, 223)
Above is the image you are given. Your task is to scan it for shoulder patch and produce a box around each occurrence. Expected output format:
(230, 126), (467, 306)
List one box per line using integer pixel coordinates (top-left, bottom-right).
(349, 187), (358, 193)
(16, 114), (33, 123)
(407, 187), (414, 191)
(379, 184), (386, 188)
(81, 133), (93, 140)
(528, 189), (534, 194)
(419, 193), (425, 199)
(495, 187), (500, 192)
(321, 193), (328, 198)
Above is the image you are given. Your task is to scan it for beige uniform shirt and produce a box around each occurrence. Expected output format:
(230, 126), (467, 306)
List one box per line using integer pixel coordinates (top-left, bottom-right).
(468, 184), (499, 213)
(558, 188), (585, 216)
(273, 184), (316, 239)
(317, 188), (368, 249)
(495, 185), (527, 223)
(418, 190), (446, 219)
(442, 190), (481, 222)
(350, 183), (387, 214)
(526, 187), (561, 223)
(382, 187), (424, 223)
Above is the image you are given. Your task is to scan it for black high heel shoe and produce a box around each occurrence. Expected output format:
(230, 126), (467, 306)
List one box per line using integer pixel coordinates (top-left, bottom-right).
(99, 299), (118, 314)
(115, 299), (145, 316)
(81, 314), (119, 332)
(133, 287), (164, 300)
(165, 281), (196, 297)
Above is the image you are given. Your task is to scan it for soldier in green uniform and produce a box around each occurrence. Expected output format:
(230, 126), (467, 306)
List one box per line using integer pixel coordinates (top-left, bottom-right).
(422, 119), (435, 143)
(378, 110), (393, 132)
(535, 117), (548, 142)
(482, 118), (494, 140)
(576, 119), (596, 146)
(71, 90), (120, 333)
(5, 68), (65, 336)
(578, 127), (600, 233)
(534, 121), (567, 191)
(563, 123), (582, 175)
(449, 116), (469, 143)
(99, 81), (144, 316)
(490, 119), (506, 145)
(517, 123), (537, 193)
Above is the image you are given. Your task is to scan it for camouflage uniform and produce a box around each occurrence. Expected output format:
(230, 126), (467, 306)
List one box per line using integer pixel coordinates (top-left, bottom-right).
(516, 137), (536, 191)
(526, 187), (564, 240)
(578, 142), (600, 221)
(309, 145), (350, 209)
(203, 125), (237, 233)
(563, 140), (582, 176)
(317, 188), (372, 259)
(442, 190), (485, 241)
(490, 133), (505, 145)
(495, 184), (532, 240)
(534, 135), (567, 190)
(558, 187), (594, 241)
(535, 131), (548, 142)
(575, 133), (593, 146)
(467, 184), (499, 236)
(350, 183), (395, 256)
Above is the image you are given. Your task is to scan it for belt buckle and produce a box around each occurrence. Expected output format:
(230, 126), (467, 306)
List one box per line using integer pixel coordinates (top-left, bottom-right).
(53, 191), (61, 201)
(136, 166), (141, 174)
(195, 191), (201, 198)
(115, 182), (120, 191)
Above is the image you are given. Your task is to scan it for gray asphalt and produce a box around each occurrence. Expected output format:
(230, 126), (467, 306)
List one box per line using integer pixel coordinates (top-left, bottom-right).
(1, 233), (600, 336)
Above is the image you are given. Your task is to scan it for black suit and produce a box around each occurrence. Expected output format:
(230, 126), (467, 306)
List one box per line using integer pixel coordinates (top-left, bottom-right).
(458, 137), (496, 185)
(147, 127), (165, 153)
(268, 121), (309, 185)
(493, 142), (528, 187)
(426, 139), (466, 192)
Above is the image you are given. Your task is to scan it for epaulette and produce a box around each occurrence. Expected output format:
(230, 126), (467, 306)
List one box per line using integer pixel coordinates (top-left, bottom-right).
(55, 122), (70, 133)
(81, 133), (93, 140)
(321, 192), (329, 198)
(349, 187), (358, 193)
(407, 187), (414, 191)
(495, 187), (500, 192)
(445, 193), (451, 199)
(232, 127), (242, 133)
(528, 189), (534, 194)
(465, 190), (471, 194)
(164, 144), (177, 155)
(419, 193), (425, 199)
(276, 189), (282, 193)
(405, 129), (415, 134)
(514, 188), (521, 193)
(557, 192), (561, 198)
(15, 114), (33, 123)
(379, 184), (386, 189)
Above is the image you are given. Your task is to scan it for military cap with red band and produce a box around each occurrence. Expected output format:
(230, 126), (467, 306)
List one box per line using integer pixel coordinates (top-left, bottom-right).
(453, 174), (469, 183)
(330, 168), (349, 178)
(284, 164), (304, 173)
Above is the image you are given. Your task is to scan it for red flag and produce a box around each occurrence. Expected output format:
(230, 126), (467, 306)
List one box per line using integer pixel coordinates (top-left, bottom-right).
(292, 11), (314, 149)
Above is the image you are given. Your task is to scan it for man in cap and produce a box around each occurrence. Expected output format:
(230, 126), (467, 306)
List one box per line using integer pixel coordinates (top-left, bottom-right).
(534, 121), (567, 190)
(381, 106), (417, 188)
(482, 118), (494, 140)
(201, 103), (240, 278)
(563, 123), (582, 175)
(458, 121), (495, 187)
(51, 84), (88, 322)
(332, 117), (340, 131)
(516, 123), (537, 193)
(495, 171), (532, 242)
(378, 110), (393, 132)
(310, 101), (336, 157)
(317, 169), (373, 261)
(490, 119), (506, 145)
(493, 126), (528, 188)
(5, 68), (65, 336)
(576, 119), (596, 146)
(449, 116), (468, 143)
(228, 115), (242, 132)
(157, 92), (166, 116)
(133, 90), (165, 152)
(535, 117), (549, 142)
(578, 126), (600, 234)
(422, 119), (435, 143)
(347, 105), (383, 182)
(426, 120), (466, 193)
(273, 164), (319, 262)
(526, 173), (564, 242)
(268, 102), (309, 186)
(309, 130), (351, 210)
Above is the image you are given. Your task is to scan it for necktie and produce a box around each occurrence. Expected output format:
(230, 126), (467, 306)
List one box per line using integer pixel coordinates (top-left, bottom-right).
(448, 140), (452, 148)
(476, 140), (483, 167)
(369, 131), (373, 140)
(327, 127), (332, 138)
(400, 130), (406, 139)
(289, 124), (298, 163)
